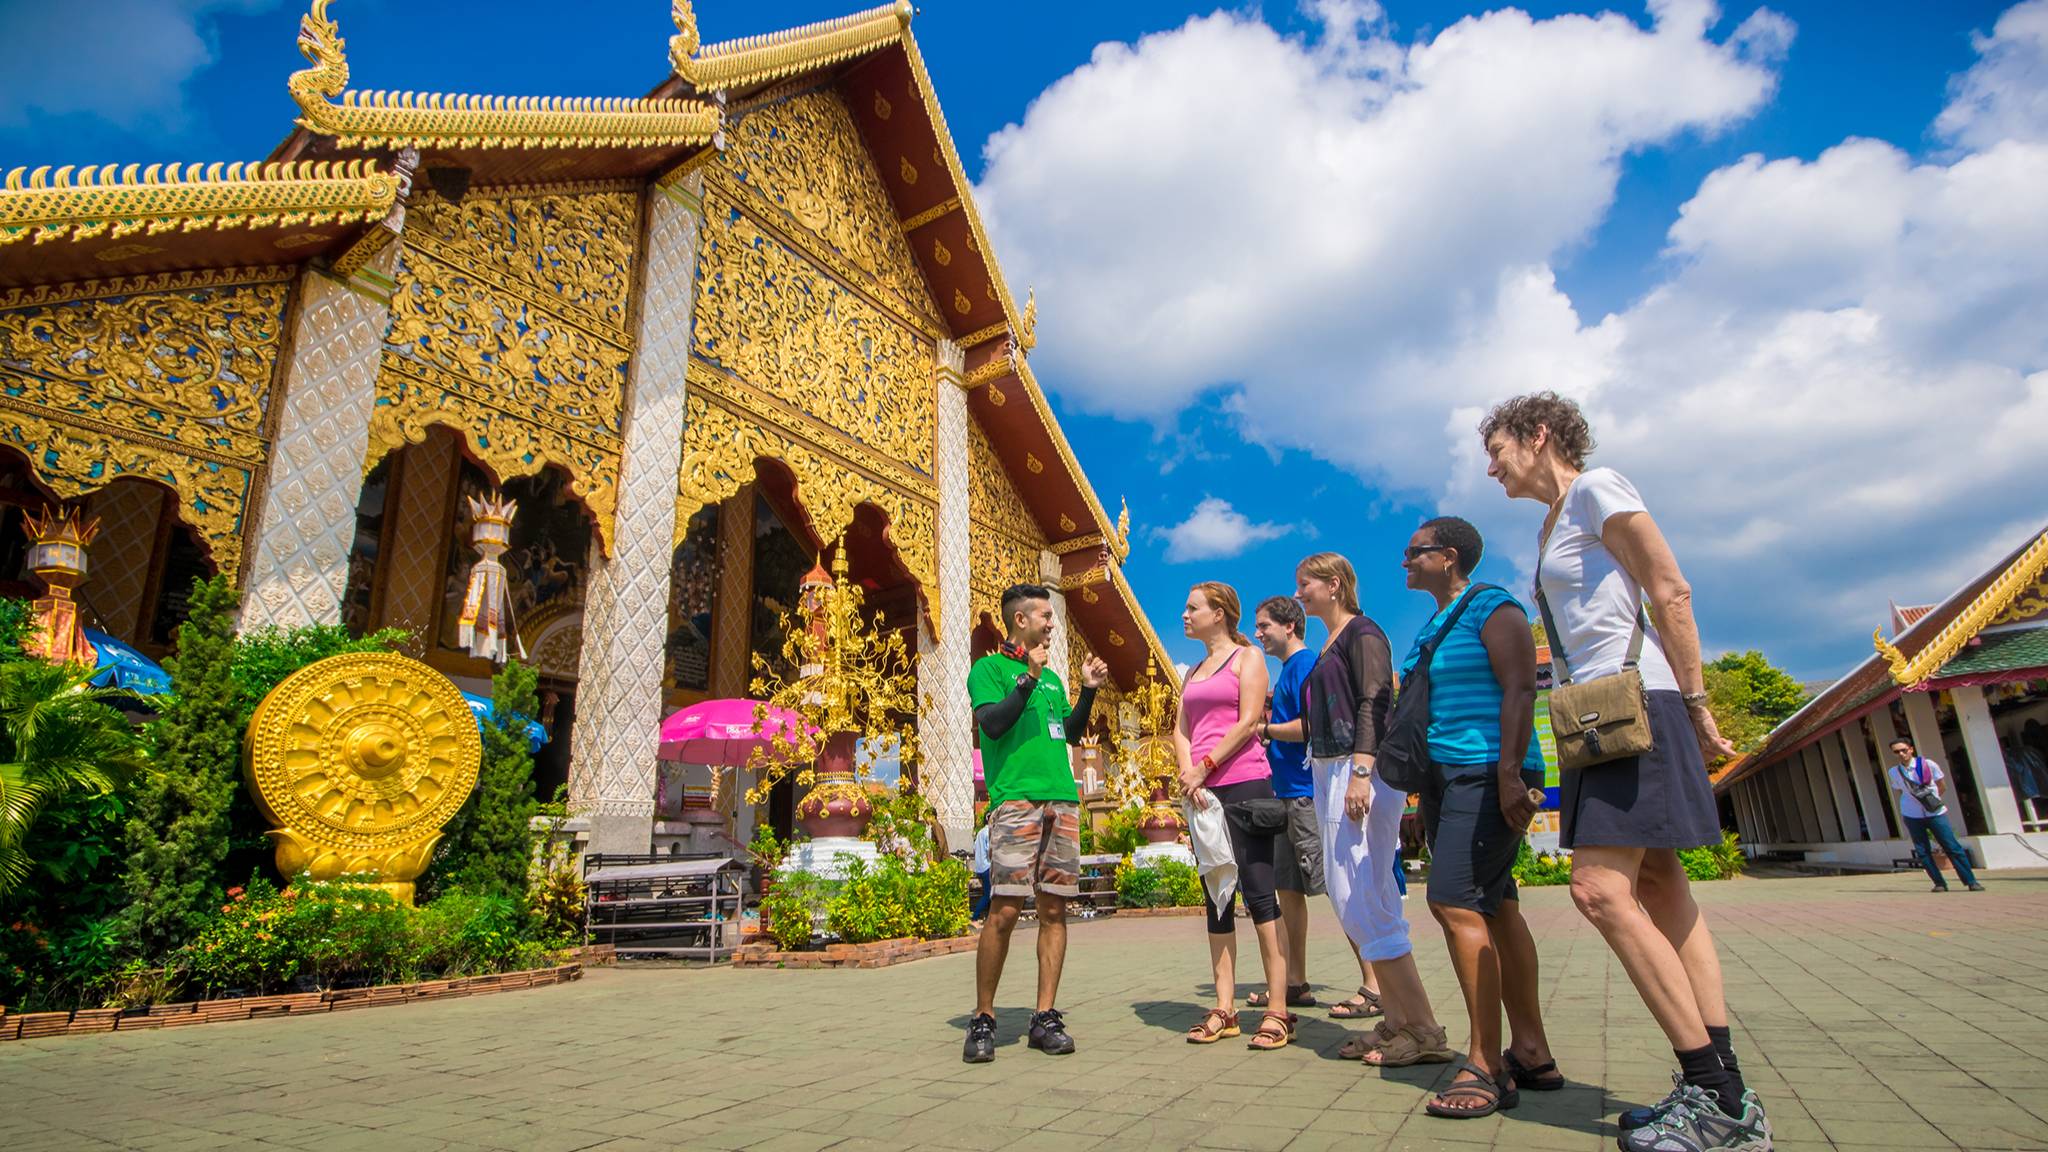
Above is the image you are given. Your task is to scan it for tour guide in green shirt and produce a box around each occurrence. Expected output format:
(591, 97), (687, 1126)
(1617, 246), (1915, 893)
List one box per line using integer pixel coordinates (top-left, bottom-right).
(962, 583), (1107, 1064)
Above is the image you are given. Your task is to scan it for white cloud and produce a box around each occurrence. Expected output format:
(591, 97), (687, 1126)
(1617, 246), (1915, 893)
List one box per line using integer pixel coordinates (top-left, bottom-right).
(1156, 497), (1301, 563)
(980, 1), (2048, 672)
(0, 0), (278, 132)
(1937, 0), (2048, 149)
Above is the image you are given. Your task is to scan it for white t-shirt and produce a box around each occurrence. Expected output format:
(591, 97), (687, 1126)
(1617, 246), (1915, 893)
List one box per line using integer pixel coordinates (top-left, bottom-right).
(971, 825), (990, 872)
(1534, 467), (1680, 694)
(1888, 757), (1947, 819)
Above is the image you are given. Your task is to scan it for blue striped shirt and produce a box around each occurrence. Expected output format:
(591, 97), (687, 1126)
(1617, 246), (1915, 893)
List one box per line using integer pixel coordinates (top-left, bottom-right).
(1399, 585), (1545, 770)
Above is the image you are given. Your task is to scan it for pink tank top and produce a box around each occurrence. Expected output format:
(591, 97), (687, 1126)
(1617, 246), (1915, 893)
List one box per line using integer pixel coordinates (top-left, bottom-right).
(1183, 647), (1272, 788)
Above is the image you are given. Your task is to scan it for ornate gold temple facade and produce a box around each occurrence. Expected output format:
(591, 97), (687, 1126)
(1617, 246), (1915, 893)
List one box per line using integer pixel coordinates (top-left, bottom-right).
(0, 0), (1168, 854)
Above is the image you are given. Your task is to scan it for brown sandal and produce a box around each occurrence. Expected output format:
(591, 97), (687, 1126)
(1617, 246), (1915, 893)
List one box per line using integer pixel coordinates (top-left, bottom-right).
(1247, 1011), (1296, 1051)
(1246, 983), (1317, 1008)
(1187, 1008), (1240, 1044)
(1327, 986), (1383, 1019)
(1337, 1020), (1397, 1060)
(1425, 1065), (1519, 1118)
(1361, 1022), (1455, 1067)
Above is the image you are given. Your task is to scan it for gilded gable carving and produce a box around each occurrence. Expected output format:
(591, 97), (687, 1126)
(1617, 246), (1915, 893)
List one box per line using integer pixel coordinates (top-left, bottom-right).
(721, 88), (940, 327)
(674, 391), (936, 613)
(692, 191), (935, 481)
(0, 273), (292, 579)
(372, 188), (639, 552)
(968, 421), (1045, 624)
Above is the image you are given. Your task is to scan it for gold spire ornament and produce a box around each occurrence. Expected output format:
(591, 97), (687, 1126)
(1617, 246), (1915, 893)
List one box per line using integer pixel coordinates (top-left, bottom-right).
(243, 652), (482, 905)
(745, 544), (921, 826)
(456, 491), (519, 663)
(21, 506), (100, 668)
(1109, 659), (1185, 842)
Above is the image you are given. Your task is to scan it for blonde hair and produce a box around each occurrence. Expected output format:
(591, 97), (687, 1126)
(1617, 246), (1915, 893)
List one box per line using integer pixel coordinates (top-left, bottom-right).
(1191, 582), (1254, 647)
(1296, 552), (1361, 615)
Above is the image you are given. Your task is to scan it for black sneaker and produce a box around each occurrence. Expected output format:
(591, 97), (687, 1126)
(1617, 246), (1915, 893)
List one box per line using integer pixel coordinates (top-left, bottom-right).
(962, 1012), (996, 1063)
(1028, 1008), (1075, 1055)
(1967, 883), (1985, 892)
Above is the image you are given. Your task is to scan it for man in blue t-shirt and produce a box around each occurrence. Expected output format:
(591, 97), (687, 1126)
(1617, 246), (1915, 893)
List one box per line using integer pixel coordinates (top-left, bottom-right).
(1251, 596), (1328, 1009)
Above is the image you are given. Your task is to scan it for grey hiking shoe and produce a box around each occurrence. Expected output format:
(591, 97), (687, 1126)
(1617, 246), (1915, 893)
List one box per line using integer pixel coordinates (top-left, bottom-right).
(1617, 1083), (1771, 1152)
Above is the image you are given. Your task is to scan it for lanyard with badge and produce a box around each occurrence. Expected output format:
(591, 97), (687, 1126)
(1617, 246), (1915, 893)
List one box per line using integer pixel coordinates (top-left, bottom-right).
(1002, 640), (1065, 742)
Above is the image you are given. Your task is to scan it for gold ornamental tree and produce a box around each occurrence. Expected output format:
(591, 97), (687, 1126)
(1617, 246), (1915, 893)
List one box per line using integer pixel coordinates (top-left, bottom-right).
(745, 547), (920, 835)
(1109, 659), (1185, 843)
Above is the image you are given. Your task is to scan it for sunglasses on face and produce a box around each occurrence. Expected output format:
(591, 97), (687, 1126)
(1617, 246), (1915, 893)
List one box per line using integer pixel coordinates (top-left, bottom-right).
(1403, 544), (1452, 561)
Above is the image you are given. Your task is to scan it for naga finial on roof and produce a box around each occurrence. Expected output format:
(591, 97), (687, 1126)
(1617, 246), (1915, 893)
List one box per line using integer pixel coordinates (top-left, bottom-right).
(290, 0), (349, 107)
(670, 0), (702, 81)
(1019, 287), (1038, 351)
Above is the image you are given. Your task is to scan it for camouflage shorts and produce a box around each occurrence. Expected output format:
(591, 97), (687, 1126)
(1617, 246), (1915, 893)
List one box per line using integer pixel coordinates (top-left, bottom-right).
(986, 799), (1081, 898)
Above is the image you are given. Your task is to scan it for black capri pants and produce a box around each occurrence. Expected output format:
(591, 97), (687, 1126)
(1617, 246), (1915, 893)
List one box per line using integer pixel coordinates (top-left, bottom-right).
(1419, 761), (1544, 916)
(1205, 777), (1283, 934)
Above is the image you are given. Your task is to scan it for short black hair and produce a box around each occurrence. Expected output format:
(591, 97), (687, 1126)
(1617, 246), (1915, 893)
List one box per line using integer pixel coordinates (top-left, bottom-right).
(1889, 735), (1916, 751)
(999, 583), (1052, 625)
(1256, 595), (1305, 638)
(1420, 516), (1484, 577)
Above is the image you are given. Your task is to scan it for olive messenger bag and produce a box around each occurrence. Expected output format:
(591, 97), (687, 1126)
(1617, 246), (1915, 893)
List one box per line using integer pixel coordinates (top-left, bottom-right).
(1532, 545), (1655, 771)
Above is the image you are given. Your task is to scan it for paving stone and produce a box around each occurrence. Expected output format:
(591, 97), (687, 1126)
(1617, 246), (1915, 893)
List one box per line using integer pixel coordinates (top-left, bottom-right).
(8, 871), (2048, 1150)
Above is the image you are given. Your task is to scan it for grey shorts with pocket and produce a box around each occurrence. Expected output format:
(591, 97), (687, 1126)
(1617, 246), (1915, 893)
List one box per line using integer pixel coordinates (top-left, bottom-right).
(1272, 795), (1324, 895)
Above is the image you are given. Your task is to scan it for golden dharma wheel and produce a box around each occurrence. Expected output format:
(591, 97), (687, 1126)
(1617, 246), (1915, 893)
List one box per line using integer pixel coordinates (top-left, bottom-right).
(242, 651), (482, 905)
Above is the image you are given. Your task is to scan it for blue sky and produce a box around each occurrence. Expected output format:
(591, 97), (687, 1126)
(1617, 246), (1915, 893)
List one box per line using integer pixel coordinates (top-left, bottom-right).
(3, 0), (2042, 682)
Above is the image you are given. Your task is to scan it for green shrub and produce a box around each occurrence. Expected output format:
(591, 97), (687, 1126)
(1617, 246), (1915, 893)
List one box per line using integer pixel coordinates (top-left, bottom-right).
(863, 785), (940, 862)
(827, 855), (910, 943)
(905, 857), (971, 941)
(123, 576), (243, 960)
(1513, 841), (1574, 887)
(429, 659), (540, 902)
(760, 868), (826, 950)
(1114, 858), (1205, 907)
(1094, 805), (1146, 856)
(405, 888), (541, 978)
(185, 878), (301, 993)
(1677, 830), (1747, 881)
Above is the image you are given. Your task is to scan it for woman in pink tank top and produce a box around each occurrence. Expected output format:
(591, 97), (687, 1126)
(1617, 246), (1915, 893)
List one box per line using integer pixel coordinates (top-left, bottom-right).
(1174, 582), (1295, 1051)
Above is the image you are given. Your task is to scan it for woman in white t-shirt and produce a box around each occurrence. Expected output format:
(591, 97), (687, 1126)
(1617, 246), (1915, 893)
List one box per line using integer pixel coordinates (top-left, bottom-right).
(1478, 393), (1766, 1150)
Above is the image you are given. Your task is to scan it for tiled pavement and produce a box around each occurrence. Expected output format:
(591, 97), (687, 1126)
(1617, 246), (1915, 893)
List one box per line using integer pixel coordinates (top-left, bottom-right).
(5, 870), (2047, 1151)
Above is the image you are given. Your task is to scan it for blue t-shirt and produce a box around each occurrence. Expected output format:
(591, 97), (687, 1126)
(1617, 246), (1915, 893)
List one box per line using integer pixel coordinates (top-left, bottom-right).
(1399, 585), (1546, 773)
(1266, 648), (1317, 798)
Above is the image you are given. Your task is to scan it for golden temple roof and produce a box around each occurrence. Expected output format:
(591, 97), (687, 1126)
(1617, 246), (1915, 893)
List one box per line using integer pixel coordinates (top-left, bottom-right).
(671, 1), (914, 92)
(290, 0), (720, 150)
(0, 159), (398, 247)
(1875, 530), (2048, 686)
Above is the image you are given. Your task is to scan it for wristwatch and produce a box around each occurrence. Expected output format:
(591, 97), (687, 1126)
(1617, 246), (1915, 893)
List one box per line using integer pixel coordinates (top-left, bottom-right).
(1349, 761), (1374, 779)
(1681, 691), (1710, 708)
(1015, 672), (1039, 691)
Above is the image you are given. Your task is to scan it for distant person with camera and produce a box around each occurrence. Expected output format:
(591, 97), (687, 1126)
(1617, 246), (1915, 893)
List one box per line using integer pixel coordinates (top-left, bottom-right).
(1886, 736), (1985, 893)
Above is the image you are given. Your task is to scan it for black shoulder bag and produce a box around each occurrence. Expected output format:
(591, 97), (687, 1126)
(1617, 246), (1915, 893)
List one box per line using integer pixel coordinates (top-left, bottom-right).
(1375, 585), (1497, 793)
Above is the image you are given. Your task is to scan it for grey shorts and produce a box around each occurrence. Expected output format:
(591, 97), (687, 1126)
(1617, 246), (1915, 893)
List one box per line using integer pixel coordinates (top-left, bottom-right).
(1272, 795), (1324, 895)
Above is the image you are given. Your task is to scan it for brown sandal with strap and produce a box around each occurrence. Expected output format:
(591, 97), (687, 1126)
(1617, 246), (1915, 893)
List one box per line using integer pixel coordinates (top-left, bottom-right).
(1246, 983), (1317, 1008)
(1327, 986), (1383, 1019)
(1361, 1022), (1455, 1067)
(1337, 1020), (1397, 1060)
(1425, 1065), (1519, 1118)
(1186, 1008), (1240, 1044)
(1247, 1011), (1296, 1051)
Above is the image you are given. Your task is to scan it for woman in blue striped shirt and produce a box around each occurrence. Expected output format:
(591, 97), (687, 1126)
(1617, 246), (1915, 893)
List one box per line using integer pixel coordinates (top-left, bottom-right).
(1399, 516), (1561, 1119)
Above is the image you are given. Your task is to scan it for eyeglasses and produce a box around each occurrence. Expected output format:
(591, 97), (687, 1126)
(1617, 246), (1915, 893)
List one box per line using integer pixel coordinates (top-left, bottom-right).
(1403, 544), (1452, 560)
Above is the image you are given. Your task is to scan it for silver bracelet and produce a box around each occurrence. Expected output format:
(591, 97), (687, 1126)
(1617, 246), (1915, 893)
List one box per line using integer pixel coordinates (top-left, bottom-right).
(1681, 691), (1710, 708)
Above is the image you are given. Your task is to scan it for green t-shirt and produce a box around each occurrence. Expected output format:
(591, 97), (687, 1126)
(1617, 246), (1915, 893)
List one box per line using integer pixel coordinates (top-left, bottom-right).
(969, 651), (1078, 804)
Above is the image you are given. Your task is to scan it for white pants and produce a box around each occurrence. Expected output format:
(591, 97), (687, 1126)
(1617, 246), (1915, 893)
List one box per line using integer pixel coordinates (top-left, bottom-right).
(1310, 754), (1411, 962)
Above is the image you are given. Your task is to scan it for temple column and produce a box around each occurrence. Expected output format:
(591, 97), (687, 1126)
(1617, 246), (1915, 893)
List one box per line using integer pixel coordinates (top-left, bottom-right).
(1900, 691), (1946, 774)
(1841, 721), (1889, 838)
(567, 176), (704, 856)
(374, 431), (459, 653)
(711, 482), (757, 840)
(1818, 734), (1863, 840)
(1787, 751), (1824, 842)
(920, 340), (975, 849)
(240, 244), (399, 631)
(1952, 684), (2026, 835)
(1804, 747), (1842, 841)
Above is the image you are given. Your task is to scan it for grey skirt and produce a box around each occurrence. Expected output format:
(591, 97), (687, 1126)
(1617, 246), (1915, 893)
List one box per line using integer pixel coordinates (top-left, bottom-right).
(1559, 689), (1722, 851)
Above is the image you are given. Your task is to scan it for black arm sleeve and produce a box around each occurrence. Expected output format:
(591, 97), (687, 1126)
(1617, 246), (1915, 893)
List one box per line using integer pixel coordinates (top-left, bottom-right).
(1349, 629), (1393, 758)
(1065, 687), (1098, 746)
(973, 679), (1035, 740)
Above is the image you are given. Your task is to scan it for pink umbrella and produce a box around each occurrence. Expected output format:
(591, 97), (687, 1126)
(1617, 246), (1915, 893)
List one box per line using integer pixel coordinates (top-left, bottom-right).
(657, 698), (818, 766)
(972, 747), (984, 783)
